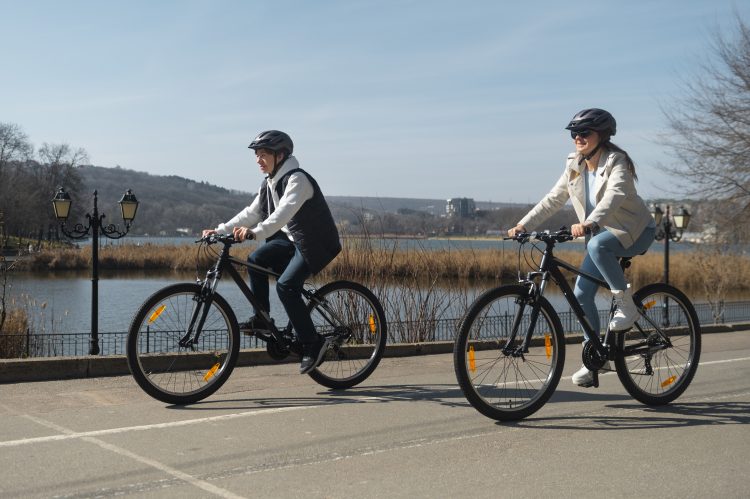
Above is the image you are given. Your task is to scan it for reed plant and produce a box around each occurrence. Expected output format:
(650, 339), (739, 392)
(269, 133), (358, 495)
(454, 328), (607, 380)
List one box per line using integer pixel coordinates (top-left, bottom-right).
(17, 240), (750, 291)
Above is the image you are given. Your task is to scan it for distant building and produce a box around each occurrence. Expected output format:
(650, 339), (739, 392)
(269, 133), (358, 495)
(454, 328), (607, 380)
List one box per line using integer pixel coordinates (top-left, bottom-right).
(446, 198), (476, 218)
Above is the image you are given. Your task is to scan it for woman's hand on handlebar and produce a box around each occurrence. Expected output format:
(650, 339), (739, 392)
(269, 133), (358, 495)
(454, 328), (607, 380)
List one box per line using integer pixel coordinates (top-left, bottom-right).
(570, 223), (593, 238)
(232, 226), (255, 242)
(202, 229), (217, 238)
(507, 224), (527, 238)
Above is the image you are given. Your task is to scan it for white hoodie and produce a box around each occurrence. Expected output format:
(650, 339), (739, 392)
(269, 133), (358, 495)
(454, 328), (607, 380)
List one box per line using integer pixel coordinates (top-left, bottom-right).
(214, 155), (314, 240)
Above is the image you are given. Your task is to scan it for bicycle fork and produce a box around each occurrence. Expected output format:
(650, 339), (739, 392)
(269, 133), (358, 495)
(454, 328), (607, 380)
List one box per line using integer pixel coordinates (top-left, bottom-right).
(179, 286), (215, 349)
(503, 281), (543, 358)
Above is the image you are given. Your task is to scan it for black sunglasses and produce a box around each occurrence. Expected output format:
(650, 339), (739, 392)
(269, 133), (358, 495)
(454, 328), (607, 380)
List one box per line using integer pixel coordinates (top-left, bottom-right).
(570, 129), (594, 139)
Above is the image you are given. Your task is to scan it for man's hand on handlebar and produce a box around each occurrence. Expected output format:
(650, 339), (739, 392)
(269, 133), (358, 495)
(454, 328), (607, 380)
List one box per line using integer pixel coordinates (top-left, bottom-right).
(507, 224), (527, 238)
(232, 226), (255, 242)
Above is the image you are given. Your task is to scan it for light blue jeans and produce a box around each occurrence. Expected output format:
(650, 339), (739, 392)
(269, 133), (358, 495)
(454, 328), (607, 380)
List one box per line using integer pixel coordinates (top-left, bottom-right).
(573, 227), (655, 340)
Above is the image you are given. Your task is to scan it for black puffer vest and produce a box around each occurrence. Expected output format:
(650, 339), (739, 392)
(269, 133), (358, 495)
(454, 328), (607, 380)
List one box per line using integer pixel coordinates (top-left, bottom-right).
(258, 168), (341, 274)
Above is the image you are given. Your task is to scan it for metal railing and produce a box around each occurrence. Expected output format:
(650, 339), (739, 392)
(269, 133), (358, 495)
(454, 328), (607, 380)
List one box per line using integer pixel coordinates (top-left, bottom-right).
(2, 300), (750, 359)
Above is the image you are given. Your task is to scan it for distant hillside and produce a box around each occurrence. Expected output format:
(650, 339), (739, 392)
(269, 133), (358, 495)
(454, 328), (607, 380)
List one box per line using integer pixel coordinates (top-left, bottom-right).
(79, 165), (528, 236)
(78, 165), (253, 236)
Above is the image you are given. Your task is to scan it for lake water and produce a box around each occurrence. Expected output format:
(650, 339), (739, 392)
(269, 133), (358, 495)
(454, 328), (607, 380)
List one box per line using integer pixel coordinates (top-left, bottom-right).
(9, 268), (746, 336)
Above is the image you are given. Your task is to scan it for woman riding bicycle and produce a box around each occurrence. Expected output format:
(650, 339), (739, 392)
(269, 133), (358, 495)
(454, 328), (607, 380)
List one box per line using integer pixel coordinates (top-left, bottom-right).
(507, 108), (656, 387)
(202, 130), (342, 375)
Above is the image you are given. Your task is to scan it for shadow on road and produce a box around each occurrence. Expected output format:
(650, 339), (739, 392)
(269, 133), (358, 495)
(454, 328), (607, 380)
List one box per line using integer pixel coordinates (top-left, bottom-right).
(165, 383), (468, 411)
(507, 400), (750, 429)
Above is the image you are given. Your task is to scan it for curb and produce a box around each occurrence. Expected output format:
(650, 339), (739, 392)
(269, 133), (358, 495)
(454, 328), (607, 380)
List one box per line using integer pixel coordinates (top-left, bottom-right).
(0, 342), (457, 383)
(1, 325), (748, 384)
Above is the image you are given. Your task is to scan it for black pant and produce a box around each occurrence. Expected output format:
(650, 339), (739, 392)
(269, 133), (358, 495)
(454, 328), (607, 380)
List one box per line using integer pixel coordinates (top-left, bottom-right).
(247, 238), (317, 345)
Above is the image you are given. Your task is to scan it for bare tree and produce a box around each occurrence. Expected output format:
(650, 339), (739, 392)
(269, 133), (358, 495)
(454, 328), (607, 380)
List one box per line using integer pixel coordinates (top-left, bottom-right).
(0, 122), (33, 174)
(661, 14), (750, 240)
(0, 123), (34, 242)
(30, 143), (86, 235)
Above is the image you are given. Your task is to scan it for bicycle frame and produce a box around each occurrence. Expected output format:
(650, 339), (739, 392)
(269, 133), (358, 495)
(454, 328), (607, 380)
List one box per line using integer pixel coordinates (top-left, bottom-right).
(514, 236), (616, 360)
(186, 236), (338, 347)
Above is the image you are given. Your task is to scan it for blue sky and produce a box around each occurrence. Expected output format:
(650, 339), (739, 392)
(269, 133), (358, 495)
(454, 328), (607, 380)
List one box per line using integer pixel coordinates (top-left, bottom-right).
(2, 0), (748, 203)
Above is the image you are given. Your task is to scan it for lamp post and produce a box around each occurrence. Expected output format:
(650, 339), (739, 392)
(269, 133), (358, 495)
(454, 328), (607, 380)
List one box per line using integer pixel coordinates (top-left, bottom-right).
(52, 188), (139, 355)
(651, 204), (691, 286)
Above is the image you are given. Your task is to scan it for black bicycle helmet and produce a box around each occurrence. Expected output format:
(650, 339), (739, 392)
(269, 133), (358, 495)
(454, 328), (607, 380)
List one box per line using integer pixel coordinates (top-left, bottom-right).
(248, 130), (294, 155)
(565, 108), (617, 136)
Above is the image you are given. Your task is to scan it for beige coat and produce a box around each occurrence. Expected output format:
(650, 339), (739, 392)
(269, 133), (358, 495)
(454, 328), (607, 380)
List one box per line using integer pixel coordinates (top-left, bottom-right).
(518, 150), (652, 248)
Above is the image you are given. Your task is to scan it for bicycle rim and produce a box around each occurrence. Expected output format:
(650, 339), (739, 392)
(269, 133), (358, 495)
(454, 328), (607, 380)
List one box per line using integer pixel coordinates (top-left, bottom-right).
(454, 286), (565, 421)
(615, 283), (701, 405)
(307, 281), (387, 389)
(127, 284), (239, 404)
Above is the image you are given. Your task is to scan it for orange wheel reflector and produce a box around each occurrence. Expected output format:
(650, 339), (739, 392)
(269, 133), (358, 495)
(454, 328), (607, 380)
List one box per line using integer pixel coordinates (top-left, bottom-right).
(643, 300), (657, 310)
(203, 363), (220, 382)
(661, 375), (677, 388)
(148, 304), (166, 324)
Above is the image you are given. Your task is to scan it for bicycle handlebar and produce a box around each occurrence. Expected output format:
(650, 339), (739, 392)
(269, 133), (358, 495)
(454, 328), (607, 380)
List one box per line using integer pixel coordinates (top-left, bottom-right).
(504, 227), (577, 244)
(195, 233), (239, 245)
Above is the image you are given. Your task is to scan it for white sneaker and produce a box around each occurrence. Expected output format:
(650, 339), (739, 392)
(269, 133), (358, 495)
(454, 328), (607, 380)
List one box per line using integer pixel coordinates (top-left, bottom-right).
(571, 362), (611, 387)
(609, 287), (638, 331)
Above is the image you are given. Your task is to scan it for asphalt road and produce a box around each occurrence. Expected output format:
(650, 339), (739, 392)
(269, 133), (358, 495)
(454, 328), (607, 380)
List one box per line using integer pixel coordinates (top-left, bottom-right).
(1, 331), (749, 499)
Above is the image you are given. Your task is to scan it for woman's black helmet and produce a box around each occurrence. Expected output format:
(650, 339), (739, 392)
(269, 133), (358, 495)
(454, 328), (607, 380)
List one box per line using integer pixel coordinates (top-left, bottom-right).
(565, 108), (616, 137)
(248, 130), (294, 155)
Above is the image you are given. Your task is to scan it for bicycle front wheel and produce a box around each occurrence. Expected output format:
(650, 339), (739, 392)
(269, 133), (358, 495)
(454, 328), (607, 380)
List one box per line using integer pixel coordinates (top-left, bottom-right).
(307, 280), (387, 389)
(614, 283), (701, 405)
(126, 283), (240, 405)
(453, 285), (565, 421)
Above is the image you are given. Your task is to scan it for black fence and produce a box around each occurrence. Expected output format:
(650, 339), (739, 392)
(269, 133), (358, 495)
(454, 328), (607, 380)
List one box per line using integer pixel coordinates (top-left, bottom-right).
(2, 300), (750, 359)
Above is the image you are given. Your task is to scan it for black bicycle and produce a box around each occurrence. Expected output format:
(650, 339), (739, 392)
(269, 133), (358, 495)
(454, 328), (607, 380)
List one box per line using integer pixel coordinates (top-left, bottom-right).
(127, 234), (387, 404)
(453, 228), (701, 421)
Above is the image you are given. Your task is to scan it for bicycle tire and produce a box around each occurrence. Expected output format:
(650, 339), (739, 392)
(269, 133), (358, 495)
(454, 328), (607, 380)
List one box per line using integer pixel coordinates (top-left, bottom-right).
(614, 283), (701, 405)
(126, 283), (240, 404)
(306, 280), (387, 389)
(453, 285), (566, 421)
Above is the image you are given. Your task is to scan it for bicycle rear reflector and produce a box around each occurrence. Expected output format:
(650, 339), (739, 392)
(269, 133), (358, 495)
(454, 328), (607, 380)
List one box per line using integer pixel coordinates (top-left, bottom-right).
(544, 334), (552, 359)
(203, 363), (220, 382)
(148, 304), (167, 324)
(661, 375), (677, 388)
(469, 345), (476, 372)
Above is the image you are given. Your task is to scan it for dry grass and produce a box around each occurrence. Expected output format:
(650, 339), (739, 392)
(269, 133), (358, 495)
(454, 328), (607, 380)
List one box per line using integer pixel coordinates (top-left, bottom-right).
(0, 302), (30, 358)
(16, 240), (750, 292)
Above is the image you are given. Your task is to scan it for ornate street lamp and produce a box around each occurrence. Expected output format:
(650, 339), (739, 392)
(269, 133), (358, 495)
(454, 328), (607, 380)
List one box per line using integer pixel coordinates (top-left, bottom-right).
(651, 204), (691, 286)
(52, 188), (139, 354)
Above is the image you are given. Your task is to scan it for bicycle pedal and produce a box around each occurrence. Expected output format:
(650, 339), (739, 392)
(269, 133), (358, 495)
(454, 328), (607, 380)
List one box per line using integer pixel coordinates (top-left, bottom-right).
(591, 370), (600, 388)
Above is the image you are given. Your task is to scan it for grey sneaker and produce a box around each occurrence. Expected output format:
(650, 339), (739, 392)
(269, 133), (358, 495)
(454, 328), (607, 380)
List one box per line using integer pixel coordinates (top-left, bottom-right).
(299, 337), (329, 375)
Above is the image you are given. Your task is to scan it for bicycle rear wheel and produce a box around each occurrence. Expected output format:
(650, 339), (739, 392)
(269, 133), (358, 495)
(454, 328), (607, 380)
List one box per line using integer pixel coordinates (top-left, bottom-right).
(453, 285), (565, 421)
(614, 283), (701, 405)
(307, 280), (387, 389)
(126, 283), (240, 405)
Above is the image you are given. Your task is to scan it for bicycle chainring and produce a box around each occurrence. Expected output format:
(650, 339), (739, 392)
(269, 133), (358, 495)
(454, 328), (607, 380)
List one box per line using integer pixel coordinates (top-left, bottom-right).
(266, 338), (291, 361)
(582, 342), (608, 371)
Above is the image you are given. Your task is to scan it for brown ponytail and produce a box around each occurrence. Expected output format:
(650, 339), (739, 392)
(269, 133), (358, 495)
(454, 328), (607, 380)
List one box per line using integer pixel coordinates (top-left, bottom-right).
(604, 141), (637, 181)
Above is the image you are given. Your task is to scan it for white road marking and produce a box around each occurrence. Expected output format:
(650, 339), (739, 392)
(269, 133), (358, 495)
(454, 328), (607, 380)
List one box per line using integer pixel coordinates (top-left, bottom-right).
(0, 396), (385, 448)
(24, 414), (246, 499)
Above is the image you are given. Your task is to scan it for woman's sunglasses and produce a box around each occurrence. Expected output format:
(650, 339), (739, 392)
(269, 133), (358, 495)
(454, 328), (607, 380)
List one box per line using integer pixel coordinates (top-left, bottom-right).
(570, 129), (593, 139)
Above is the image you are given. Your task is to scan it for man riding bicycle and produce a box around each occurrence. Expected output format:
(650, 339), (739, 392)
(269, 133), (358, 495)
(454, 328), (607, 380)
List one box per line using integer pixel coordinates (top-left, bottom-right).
(202, 130), (342, 374)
